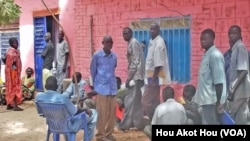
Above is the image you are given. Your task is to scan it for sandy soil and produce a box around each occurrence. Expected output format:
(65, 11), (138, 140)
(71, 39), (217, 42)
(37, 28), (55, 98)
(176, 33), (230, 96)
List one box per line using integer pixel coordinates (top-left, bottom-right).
(0, 101), (150, 141)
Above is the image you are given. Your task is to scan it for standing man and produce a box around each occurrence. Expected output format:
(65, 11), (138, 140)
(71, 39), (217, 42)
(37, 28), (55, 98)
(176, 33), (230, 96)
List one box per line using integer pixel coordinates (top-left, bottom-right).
(226, 25), (250, 124)
(142, 23), (171, 120)
(90, 35), (117, 141)
(41, 32), (55, 91)
(118, 27), (145, 131)
(193, 29), (226, 124)
(56, 30), (69, 93)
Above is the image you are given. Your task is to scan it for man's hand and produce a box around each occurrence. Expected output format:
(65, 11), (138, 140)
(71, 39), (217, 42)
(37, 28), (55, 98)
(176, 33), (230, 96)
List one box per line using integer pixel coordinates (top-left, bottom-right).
(227, 89), (234, 102)
(62, 65), (67, 72)
(87, 91), (98, 97)
(216, 102), (223, 114)
(85, 109), (93, 117)
(149, 77), (158, 87)
(125, 79), (131, 88)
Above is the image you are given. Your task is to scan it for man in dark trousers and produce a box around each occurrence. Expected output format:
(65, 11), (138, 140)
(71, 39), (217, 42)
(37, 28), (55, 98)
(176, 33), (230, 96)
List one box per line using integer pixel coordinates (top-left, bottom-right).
(117, 27), (145, 131)
(41, 32), (55, 91)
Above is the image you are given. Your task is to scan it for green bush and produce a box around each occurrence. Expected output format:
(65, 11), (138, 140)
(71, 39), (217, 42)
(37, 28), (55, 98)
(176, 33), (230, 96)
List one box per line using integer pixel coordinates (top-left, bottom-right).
(0, 0), (21, 25)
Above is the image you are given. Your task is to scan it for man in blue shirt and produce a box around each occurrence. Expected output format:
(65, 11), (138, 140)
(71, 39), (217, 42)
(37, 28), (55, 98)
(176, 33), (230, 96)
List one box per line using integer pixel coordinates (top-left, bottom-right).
(62, 72), (86, 103)
(90, 35), (117, 141)
(35, 76), (97, 141)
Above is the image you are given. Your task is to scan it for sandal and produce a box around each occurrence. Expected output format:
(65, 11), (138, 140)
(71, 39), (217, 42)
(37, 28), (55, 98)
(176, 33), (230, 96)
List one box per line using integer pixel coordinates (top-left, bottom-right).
(6, 104), (13, 110)
(13, 107), (23, 111)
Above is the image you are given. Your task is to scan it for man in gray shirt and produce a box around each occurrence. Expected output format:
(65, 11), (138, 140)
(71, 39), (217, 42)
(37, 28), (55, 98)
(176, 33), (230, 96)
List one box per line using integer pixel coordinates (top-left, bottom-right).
(193, 29), (226, 124)
(226, 25), (250, 124)
(41, 32), (55, 90)
(118, 27), (145, 131)
(56, 30), (69, 93)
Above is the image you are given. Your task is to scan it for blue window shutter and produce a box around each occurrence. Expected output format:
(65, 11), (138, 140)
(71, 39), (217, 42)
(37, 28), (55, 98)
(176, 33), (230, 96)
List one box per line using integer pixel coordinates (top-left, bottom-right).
(0, 31), (20, 64)
(133, 30), (150, 59)
(34, 17), (47, 91)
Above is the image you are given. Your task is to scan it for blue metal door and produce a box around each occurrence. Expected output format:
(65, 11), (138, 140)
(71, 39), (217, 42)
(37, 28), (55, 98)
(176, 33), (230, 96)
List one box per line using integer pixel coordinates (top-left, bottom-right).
(133, 28), (191, 83)
(34, 17), (47, 91)
(133, 30), (150, 59)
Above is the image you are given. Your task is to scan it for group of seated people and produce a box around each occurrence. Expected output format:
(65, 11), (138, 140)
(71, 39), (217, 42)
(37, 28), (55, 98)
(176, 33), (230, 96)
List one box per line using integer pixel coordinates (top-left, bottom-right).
(143, 84), (201, 139)
(34, 71), (138, 141)
(34, 70), (202, 141)
(62, 72), (127, 124)
(35, 75), (98, 141)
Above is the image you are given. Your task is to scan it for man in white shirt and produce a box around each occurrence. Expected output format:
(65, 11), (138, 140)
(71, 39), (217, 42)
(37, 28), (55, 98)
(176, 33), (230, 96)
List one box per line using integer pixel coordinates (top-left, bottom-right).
(144, 86), (187, 139)
(142, 23), (171, 120)
(152, 86), (187, 124)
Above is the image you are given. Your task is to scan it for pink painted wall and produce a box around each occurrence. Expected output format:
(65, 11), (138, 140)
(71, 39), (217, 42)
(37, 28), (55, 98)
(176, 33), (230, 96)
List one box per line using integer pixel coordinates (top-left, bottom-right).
(58, 0), (76, 75)
(14, 0), (75, 77)
(74, 0), (250, 99)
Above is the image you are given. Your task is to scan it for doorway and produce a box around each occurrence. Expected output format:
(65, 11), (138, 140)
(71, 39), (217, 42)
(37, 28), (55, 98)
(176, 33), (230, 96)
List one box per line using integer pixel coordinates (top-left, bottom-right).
(33, 15), (59, 91)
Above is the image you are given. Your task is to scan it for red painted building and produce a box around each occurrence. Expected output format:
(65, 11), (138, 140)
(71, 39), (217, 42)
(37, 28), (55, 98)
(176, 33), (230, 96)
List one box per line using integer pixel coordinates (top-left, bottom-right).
(11, 0), (250, 97)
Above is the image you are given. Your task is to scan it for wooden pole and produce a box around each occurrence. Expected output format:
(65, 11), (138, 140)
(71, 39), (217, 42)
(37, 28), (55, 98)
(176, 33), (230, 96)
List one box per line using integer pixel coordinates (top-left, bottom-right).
(41, 0), (80, 105)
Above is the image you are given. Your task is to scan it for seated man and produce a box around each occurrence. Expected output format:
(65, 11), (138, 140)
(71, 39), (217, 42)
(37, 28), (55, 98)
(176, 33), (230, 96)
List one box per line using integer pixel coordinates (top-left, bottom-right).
(182, 84), (201, 125)
(62, 72), (86, 103)
(35, 76), (97, 141)
(144, 86), (187, 139)
(81, 83), (96, 109)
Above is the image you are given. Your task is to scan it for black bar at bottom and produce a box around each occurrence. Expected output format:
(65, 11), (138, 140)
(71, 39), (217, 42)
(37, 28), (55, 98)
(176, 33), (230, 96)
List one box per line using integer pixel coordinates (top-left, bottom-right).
(152, 125), (250, 140)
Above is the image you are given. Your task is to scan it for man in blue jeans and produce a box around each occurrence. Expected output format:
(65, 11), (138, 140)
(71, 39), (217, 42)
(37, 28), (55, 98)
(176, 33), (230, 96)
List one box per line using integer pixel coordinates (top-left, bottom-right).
(35, 76), (97, 141)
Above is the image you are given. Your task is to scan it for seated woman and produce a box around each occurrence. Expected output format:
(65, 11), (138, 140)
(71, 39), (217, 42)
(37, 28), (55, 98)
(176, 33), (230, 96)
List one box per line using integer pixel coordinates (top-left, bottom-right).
(21, 67), (35, 100)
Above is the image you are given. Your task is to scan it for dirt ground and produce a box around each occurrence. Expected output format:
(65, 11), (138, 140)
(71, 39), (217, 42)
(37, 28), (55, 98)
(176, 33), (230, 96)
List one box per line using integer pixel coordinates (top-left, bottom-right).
(0, 101), (150, 141)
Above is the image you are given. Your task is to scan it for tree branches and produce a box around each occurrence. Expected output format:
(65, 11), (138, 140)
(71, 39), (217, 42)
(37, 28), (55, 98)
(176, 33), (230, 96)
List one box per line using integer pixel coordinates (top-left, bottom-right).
(0, 0), (21, 25)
